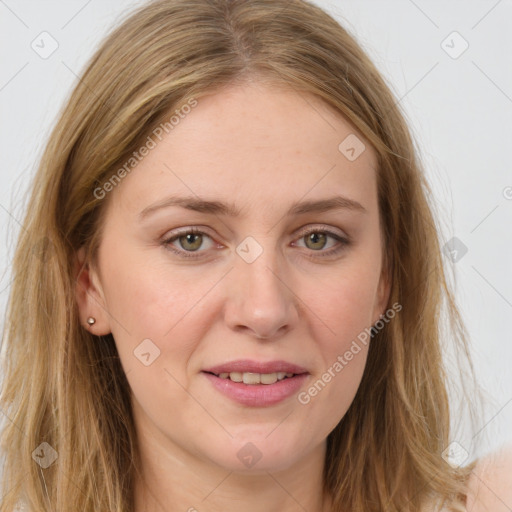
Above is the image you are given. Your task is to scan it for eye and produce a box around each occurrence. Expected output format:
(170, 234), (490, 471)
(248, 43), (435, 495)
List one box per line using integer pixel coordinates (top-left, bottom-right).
(162, 227), (216, 258)
(161, 225), (350, 260)
(292, 226), (350, 258)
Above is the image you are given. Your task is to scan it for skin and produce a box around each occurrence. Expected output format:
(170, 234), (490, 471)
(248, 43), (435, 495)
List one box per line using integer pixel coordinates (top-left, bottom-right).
(466, 445), (512, 512)
(75, 80), (391, 512)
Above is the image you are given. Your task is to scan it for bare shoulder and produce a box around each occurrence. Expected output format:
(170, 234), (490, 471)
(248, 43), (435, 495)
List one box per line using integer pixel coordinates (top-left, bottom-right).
(466, 443), (512, 512)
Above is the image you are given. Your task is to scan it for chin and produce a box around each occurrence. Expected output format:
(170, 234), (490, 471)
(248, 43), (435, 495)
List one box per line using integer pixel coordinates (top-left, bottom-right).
(201, 431), (310, 473)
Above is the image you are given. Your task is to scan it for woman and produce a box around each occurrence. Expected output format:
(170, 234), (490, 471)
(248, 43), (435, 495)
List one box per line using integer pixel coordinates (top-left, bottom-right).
(0, 0), (510, 511)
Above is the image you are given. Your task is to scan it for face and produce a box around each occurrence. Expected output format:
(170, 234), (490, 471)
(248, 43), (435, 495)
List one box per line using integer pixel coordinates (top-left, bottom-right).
(75, 81), (389, 474)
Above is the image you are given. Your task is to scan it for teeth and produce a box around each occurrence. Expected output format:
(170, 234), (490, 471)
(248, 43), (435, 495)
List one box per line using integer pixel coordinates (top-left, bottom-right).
(260, 373), (277, 384)
(216, 371), (295, 384)
(229, 372), (243, 382)
(243, 372), (261, 385)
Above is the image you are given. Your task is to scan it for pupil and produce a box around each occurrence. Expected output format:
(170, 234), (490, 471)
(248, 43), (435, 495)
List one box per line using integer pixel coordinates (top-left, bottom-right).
(182, 233), (201, 251)
(307, 232), (326, 249)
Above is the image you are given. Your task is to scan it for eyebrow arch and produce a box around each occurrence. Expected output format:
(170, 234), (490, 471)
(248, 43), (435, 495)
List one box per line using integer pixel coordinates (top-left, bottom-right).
(138, 194), (367, 221)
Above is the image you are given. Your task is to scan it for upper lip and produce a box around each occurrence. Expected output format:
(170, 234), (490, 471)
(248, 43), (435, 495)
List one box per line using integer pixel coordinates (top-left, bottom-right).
(203, 359), (309, 375)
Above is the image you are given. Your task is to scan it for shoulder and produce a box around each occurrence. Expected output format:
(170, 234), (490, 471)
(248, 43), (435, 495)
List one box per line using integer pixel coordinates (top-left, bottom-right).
(466, 443), (512, 512)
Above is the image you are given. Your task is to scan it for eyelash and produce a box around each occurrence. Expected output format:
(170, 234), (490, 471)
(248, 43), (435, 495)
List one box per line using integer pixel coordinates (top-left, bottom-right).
(161, 226), (350, 260)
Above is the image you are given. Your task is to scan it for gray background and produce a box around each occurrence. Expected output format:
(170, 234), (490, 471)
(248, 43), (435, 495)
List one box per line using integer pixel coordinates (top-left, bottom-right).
(0, 0), (511, 461)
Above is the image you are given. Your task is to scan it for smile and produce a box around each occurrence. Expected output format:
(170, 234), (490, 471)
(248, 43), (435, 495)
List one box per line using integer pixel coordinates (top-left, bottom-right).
(209, 371), (296, 385)
(201, 360), (310, 406)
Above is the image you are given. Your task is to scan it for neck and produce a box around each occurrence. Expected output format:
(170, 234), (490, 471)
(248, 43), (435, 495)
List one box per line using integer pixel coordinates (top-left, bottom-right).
(133, 431), (331, 512)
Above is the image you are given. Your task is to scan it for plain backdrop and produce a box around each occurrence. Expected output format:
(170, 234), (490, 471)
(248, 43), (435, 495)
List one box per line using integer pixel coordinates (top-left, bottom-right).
(0, 0), (511, 463)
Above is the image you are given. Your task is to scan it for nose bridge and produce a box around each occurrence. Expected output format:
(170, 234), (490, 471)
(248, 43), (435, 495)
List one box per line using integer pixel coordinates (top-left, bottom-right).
(225, 234), (298, 338)
(236, 234), (285, 304)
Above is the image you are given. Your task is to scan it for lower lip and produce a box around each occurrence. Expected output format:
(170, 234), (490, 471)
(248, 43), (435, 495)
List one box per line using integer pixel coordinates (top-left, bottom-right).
(202, 372), (309, 407)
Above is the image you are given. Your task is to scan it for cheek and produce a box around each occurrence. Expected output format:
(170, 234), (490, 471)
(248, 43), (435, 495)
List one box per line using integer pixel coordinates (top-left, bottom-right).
(306, 260), (382, 345)
(100, 244), (217, 339)
(101, 260), (210, 416)
(296, 255), (380, 419)
(314, 277), (373, 384)
(97, 246), (224, 396)
(297, 308), (370, 440)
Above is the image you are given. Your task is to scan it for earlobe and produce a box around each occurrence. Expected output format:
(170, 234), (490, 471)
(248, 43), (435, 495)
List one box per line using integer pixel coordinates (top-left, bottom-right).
(74, 247), (111, 335)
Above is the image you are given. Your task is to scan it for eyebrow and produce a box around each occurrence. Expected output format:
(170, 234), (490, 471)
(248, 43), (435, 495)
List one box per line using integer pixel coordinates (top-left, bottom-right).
(138, 194), (366, 220)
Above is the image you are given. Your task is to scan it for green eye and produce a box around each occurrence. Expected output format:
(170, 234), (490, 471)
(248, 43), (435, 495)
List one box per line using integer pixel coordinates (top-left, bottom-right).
(304, 232), (328, 250)
(162, 227), (350, 260)
(176, 232), (204, 252)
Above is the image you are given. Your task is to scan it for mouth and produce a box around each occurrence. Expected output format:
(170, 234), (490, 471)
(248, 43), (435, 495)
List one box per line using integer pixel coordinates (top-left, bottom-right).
(201, 360), (309, 406)
(202, 359), (309, 383)
(203, 370), (299, 385)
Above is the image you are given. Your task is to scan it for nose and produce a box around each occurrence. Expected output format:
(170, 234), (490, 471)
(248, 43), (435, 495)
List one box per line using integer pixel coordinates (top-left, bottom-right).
(223, 244), (300, 340)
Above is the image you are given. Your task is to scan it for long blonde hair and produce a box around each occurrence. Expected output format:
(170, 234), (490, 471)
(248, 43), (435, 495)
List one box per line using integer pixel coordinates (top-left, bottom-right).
(0, 0), (483, 510)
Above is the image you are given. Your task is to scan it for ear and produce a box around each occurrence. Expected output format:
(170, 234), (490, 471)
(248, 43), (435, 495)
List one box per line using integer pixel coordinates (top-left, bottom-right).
(372, 260), (391, 325)
(74, 246), (112, 335)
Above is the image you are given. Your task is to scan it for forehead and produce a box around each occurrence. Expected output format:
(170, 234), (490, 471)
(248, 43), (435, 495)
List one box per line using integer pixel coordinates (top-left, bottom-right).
(109, 82), (378, 218)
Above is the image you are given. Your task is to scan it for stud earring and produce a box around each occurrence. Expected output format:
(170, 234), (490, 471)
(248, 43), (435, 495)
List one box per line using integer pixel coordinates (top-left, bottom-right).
(87, 317), (96, 326)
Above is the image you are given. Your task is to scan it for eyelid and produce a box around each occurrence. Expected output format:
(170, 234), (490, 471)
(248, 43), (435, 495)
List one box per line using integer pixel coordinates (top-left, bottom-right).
(162, 224), (348, 241)
(295, 224), (349, 240)
(161, 224), (350, 259)
(162, 226), (220, 252)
